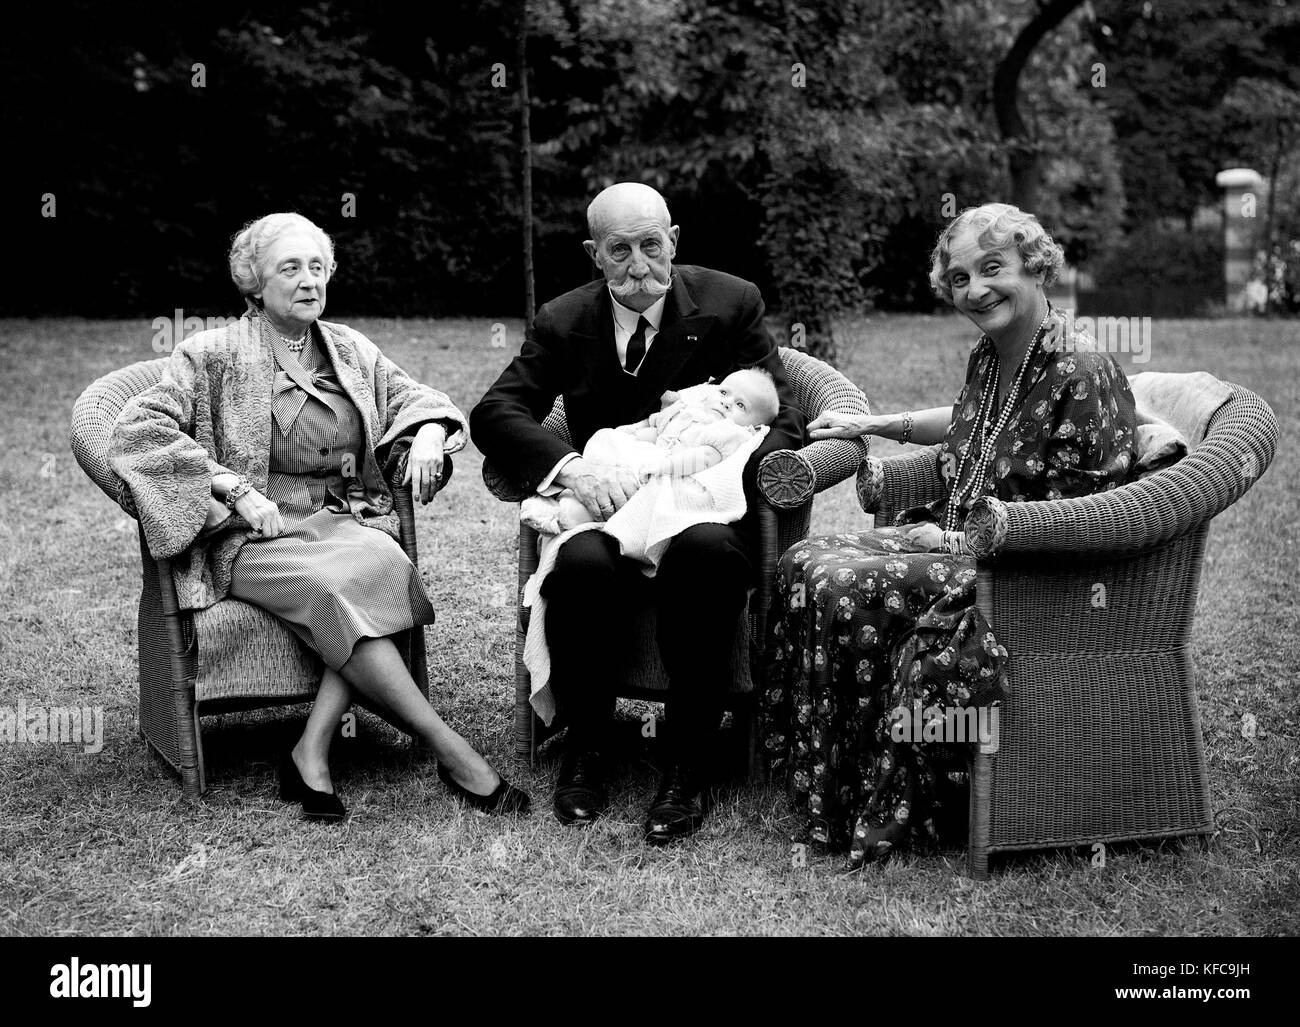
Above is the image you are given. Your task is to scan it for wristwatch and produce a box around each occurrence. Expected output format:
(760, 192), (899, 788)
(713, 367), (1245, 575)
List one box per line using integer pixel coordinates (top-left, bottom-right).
(224, 475), (253, 511)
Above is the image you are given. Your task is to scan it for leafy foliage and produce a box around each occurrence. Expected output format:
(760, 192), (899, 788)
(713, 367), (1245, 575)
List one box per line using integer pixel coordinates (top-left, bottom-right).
(4, 0), (1295, 335)
(1090, 0), (1300, 228)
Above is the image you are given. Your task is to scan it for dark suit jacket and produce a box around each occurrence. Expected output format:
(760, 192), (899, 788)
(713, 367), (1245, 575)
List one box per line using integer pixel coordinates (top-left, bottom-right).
(471, 265), (805, 509)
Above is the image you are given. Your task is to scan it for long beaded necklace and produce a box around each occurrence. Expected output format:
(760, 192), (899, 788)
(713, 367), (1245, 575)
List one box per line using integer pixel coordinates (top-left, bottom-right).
(944, 310), (1053, 531)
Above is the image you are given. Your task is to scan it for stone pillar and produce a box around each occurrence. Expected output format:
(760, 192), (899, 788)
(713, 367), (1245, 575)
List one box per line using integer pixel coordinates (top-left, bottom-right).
(1215, 168), (1265, 312)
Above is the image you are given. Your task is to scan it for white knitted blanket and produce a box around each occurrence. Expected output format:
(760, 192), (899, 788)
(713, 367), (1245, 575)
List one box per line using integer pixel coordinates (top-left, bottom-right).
(521, 425), (767, 725)
(604, 424), (767, 569)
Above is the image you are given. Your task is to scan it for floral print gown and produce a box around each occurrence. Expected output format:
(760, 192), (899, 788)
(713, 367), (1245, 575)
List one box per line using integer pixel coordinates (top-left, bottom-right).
(763, 310), (1138, 866)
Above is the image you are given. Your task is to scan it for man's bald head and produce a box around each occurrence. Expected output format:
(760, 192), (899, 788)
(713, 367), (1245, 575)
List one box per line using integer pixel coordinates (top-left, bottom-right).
(583, 182), (680, 313)
(586, 182), (672, 244)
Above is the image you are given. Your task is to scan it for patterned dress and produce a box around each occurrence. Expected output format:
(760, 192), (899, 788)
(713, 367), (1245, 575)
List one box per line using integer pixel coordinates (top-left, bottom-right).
(762, 311), (1138, 866)
(228, 329), (436, 671)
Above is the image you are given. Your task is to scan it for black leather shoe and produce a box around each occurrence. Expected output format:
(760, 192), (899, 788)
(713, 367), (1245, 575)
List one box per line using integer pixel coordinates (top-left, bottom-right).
(437, 761), (531, 815)
(643, 763), (708, 845)
(279, 752), (346, 823)
(553, 748), (607, 825)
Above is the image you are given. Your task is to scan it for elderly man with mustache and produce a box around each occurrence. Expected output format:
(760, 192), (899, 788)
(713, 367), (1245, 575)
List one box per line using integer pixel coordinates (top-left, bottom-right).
(472, 182), (805, 843)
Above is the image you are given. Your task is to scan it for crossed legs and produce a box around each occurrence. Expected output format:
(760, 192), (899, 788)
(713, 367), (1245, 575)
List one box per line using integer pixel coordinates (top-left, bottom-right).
(291, 636), (501, 797)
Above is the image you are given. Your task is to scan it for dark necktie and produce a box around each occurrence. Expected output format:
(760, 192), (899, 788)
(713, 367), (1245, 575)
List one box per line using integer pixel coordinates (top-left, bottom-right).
(624, 316), (650, 373)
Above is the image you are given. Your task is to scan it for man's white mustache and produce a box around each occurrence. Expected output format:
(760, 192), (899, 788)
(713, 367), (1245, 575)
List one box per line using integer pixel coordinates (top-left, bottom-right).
(610, 275), (670, 299)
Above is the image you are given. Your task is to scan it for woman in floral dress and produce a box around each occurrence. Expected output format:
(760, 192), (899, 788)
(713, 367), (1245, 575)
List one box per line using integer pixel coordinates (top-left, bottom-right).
(762, 203), (1138, 866)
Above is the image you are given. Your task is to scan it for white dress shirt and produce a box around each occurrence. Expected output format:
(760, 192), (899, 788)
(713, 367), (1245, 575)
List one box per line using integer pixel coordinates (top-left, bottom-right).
(611, 292), (666, 372)
(537, 289), (668, 494)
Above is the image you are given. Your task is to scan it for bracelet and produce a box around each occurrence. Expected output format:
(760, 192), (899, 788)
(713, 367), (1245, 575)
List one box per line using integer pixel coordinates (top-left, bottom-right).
(899, 411), (915, 445)
(941, 530), (971, 556)
(223, 475), (253, 511)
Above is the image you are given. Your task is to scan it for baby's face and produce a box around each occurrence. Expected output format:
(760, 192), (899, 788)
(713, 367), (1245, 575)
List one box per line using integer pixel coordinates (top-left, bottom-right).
(717, 372), (775, 427)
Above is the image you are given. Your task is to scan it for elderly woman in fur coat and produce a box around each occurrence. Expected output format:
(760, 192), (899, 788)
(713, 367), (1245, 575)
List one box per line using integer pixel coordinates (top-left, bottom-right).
(109, 212), (528, 821)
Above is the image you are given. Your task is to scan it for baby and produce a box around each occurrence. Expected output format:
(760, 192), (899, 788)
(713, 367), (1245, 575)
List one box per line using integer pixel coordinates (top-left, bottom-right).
(521, 368), (780, 536)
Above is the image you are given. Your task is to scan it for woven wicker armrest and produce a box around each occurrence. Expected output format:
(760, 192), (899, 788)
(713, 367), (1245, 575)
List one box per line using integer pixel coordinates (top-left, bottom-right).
(482, 460), (532, 503)
(757, 438), (868, 510)
(856, 445), (947, 514)
(70, 359), (172, 517)
(756, 345), (876, 510)
(964, 383), (1278, 557)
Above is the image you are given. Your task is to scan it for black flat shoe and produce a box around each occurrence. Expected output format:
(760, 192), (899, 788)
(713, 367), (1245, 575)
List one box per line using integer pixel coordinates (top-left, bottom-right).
(553, 748), (608, 825)
(437, 761), (531, 815)
(643, 763), (709, 845)
(279, 753), (347, 822)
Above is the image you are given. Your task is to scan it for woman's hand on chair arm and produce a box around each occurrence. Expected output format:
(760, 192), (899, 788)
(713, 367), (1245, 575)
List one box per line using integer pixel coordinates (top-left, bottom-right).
(406, 421), (448, 505)
(807, 410), (881, 440)
(808, 407), (950, 445)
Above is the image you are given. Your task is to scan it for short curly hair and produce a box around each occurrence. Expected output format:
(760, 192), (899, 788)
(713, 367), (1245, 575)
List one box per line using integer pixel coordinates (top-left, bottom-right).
(228, 212), (336, 303)
(928, 203), (1064, 304)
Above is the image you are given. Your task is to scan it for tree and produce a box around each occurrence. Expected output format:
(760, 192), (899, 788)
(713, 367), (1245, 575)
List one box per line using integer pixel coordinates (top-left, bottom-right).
(529, 0), (1010, 357)
(518, 0), (536, 322)
(991, 0), (1086, 211)
(1090, 0), (1300, 228)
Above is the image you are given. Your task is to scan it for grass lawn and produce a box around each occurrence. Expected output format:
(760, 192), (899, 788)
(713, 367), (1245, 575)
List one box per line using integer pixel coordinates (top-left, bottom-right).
(0, 312), (1295, 936)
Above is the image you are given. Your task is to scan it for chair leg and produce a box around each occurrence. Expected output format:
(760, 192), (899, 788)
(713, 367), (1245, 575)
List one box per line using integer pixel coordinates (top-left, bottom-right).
(745, 701), (764, 783)
(185, 705), (206, 800)
(514, 666), (534, 767)
(966, 750), (993, 880)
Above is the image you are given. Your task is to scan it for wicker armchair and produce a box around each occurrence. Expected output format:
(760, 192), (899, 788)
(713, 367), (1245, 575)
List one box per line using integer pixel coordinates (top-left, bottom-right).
(482, 347), (869, 776)
(69, 358), (438, 798)
(808, 375), (1277, 878)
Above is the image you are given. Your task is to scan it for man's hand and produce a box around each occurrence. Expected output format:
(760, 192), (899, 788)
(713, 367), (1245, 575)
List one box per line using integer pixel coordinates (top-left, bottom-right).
(555, 457), (641, 521)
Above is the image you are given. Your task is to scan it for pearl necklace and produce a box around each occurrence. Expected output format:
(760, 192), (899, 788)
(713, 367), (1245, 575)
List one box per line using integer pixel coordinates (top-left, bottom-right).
(944, 310), (1053, 531)
(262, 313), (309, 352)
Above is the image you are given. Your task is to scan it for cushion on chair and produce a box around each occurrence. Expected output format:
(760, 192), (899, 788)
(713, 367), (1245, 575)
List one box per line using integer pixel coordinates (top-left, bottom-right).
(1130, 371), (1234, 478)
(1133, 421), (1187, 477)
(1129, 371), (1233, 449)
(194, 598), (321, 704)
